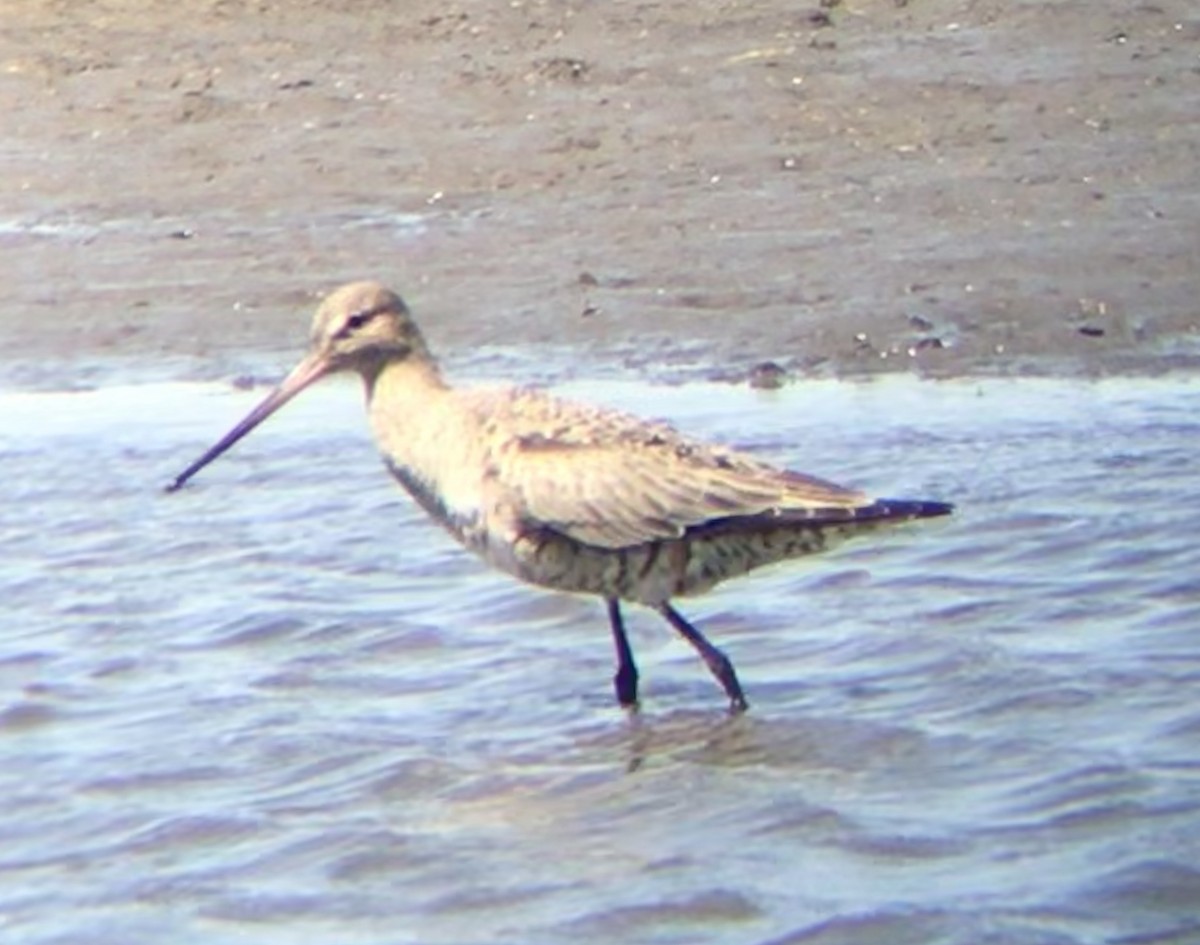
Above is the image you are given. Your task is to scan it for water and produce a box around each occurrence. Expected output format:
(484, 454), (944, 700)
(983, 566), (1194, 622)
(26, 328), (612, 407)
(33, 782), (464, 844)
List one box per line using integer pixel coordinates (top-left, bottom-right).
(2, 371), (1199, 945)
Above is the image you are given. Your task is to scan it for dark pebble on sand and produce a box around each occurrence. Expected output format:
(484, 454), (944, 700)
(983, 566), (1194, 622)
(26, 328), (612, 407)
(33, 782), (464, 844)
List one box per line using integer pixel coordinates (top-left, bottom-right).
(748, 361), (788, 389)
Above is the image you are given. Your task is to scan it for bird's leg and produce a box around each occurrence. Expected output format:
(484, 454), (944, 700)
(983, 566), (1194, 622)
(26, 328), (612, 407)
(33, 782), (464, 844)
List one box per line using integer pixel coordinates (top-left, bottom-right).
(606, 598), (640, 709)
(657, 603), (749, 712)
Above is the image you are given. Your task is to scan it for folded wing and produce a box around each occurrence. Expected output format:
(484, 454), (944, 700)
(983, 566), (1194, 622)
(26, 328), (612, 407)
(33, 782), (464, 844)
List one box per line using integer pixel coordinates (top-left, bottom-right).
(490, 422), (870, 550)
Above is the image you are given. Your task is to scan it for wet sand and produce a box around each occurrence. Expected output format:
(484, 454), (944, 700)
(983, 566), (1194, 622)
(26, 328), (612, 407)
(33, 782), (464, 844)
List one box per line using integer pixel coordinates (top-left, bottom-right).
(2, 0), (1198, 385)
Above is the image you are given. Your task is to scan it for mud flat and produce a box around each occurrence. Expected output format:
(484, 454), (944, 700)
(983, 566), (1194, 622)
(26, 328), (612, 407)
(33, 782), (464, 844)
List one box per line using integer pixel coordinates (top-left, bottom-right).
(1, 0), (1198, 388)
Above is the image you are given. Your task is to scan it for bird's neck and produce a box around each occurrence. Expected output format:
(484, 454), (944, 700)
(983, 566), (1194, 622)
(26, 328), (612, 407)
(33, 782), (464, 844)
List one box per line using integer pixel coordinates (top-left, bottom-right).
(362, 354), (454, 469)
(362, 354), (485, 544)
(362, 353), (447, 405)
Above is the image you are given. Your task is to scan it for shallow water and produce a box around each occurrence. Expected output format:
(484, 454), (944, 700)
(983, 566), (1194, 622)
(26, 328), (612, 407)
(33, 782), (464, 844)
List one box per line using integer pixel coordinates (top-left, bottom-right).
(2, 372), (1199, 945)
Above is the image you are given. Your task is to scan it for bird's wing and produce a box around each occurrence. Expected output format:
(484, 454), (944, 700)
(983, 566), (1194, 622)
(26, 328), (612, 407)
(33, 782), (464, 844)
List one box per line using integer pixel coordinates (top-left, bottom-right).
(487, 407), (869, 549)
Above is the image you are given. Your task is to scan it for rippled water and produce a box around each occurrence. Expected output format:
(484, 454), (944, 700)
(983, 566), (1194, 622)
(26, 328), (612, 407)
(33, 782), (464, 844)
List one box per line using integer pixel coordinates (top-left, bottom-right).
(3, 372), (1199, 944)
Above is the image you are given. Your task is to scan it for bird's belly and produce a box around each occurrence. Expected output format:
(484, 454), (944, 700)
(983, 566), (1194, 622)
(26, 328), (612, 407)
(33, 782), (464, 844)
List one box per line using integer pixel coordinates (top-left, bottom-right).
(501, 530), (681, 604)
(500, 523), (842, 605)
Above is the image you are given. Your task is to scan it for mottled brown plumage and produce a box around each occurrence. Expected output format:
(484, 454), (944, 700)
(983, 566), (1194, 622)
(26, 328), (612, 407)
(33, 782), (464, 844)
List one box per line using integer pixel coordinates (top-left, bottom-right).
(169, 281), (952, 711)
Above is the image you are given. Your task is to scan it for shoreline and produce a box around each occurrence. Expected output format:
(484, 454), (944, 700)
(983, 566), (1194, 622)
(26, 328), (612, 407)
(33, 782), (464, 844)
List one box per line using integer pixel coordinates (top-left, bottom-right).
(2, 331), (1197, 396)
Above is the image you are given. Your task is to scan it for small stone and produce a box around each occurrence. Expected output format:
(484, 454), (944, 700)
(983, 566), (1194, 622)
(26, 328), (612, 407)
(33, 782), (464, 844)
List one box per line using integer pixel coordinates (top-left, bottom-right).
(748, 361), (788, 389)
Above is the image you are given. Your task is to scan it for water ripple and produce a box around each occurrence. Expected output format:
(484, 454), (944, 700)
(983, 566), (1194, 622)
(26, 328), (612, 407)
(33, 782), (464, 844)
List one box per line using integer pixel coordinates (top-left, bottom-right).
(2, 375), (1198, 944)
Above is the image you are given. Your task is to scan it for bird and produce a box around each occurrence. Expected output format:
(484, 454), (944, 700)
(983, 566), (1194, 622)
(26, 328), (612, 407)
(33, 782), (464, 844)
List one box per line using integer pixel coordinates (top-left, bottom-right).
(168, 281), (952, 711)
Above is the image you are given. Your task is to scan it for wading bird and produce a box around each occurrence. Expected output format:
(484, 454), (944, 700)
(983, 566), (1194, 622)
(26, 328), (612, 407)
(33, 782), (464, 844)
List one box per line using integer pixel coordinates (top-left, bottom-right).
(169, 282), (952, 710)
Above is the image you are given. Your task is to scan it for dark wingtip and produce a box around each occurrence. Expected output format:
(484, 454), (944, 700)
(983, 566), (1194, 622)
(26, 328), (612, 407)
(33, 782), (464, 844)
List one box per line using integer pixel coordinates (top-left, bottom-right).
(872, 498), (954, 520)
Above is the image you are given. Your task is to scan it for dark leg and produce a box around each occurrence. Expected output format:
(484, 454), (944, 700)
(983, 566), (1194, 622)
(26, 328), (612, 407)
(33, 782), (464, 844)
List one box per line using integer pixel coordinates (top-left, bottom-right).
(606, 598), (639, 708)
(657, 602), (749, 712)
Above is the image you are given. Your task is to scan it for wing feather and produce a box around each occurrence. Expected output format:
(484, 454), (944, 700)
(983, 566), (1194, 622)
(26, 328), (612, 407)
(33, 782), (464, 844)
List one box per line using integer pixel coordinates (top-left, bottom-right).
(483, 398), (869, 549)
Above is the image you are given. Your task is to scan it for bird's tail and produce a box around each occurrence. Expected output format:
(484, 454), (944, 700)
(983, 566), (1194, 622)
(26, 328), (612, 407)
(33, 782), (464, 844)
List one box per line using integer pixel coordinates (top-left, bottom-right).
(853, 498), (954, 522)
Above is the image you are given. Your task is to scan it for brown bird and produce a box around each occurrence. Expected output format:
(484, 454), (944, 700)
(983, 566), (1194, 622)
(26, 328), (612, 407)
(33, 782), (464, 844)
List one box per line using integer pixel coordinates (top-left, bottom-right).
(169, 281), (952, 710)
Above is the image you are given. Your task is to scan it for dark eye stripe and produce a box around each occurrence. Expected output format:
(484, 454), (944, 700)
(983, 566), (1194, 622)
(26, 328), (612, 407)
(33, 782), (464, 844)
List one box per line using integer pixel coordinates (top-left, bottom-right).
(336, 304), (387, 338)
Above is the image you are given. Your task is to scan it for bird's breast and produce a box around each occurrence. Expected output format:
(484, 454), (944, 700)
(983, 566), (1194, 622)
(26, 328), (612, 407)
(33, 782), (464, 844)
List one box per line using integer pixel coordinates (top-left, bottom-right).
(383, 457), (488, 550)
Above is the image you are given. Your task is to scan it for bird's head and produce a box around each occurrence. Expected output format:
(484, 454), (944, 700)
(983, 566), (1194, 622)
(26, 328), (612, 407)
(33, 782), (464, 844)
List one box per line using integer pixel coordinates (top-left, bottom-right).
(166, 280), (428, 491)
(308, 280), (429, 376)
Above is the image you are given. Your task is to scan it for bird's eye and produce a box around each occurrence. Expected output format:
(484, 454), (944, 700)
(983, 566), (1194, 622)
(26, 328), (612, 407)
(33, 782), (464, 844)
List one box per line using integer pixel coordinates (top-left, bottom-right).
(332, 306), (384, 341)
(346, 309), (375, 330)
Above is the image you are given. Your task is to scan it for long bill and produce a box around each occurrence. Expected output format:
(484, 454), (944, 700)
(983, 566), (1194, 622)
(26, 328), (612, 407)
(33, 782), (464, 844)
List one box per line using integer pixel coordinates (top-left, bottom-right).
(166, 350), (332, 492)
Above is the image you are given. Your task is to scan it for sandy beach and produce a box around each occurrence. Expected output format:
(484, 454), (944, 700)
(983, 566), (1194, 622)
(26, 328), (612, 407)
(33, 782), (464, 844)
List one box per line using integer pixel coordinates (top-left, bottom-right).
(2, 0), (1197, 385)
